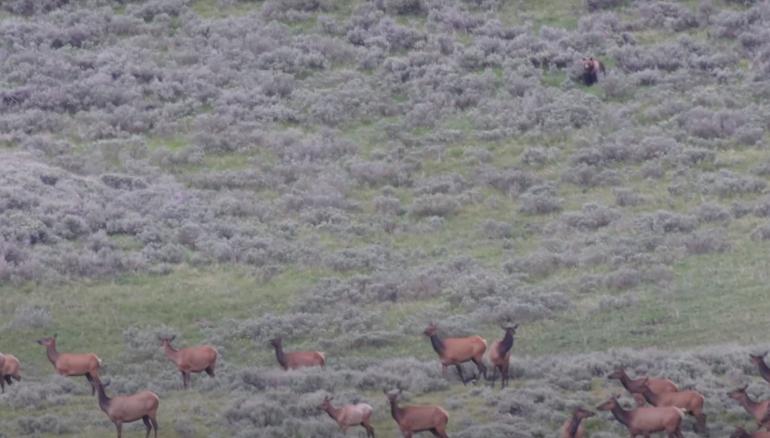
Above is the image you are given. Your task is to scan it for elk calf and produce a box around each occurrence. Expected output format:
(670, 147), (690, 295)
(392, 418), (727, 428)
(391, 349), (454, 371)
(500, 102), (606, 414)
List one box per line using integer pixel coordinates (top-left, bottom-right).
(36, 334), (102, 395)
(270, 337), (325, 370)
(597, 394), (684, 438)
(424, 322), (487, 384)
(728, 386), (770, 429)
(320, 395), (375, 437)
(484, 324), (517, 389)
(560, 406), (594, 438)
(160, 336), (217, 389)
(608, 367), (678, 395)
(94, 377), (159, 438)
(385, 389), (449, 438)
(0, 353), (21, 393)
(639, 379), (706, 433)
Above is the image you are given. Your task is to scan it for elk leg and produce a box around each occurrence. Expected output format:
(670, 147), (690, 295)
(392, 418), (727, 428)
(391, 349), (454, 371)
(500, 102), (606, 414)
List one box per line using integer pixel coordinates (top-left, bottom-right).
(116, 421), (123, 438)
(0, 377), (4, 393)
(142, 416), (151, 438)
(695, 413), (707, 434)
(362, 421), (375, 438)
(441, 364), (447, 378)
(205, 365), (215, 377)
(150, 416), (159, 438)
(455, 364), (467, 385)
(471, 358), (487, 380)
(501, 363), (510, 389)
(5, 375), (12, 385)
(181, 371), (188, 389)
(85, 372), (95, 395)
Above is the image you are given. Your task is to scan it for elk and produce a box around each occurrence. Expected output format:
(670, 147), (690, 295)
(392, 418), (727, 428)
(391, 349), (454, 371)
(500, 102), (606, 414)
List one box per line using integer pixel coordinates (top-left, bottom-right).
(732, 427), (770, 438)
(0, 353), (21, 393)
(269, 337), (325, 370)
(750, 353), (770, 384)
(424, 322), (487, 385)
(93, 377), (159, 438)
(36, 334), (102, 395)
(597, 394), (685, 438)
(560, 406), (594, 438)
(608, 366), (678, 395)
(639, 379), (707, 433)
(385, 389), (449, 438)
(320, 395), (375, 438)
(160, 336), (217, 389)
(728, 386), (770, 429)
(484, 323), (518, 389)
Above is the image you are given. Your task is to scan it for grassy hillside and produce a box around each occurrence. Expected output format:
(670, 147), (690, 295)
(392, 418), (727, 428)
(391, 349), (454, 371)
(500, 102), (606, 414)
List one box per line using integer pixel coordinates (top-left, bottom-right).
(1, 0), (770, 436)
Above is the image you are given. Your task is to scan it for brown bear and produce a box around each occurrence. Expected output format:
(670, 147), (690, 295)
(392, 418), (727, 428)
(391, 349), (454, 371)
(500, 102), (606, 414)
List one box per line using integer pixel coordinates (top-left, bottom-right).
(582, 57), (606, 86)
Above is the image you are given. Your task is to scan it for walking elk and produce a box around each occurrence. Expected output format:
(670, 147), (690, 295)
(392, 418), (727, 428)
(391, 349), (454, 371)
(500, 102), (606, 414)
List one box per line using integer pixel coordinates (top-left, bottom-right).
(608, 367), (678, 395)
(93, 377), (160, 438)
(639, 379), (707, 433)
(597, 394), (685, 438)
(270, 337), (325, 370)
(160, 336), (217, 389)
(485, 324), (517, 389)
(0, 353), (21, 393)
(560, 406), (594, 438)
(424, 322), (487, 384)
(36, 334), (102, 395)
(385, 389), (449, 438)
(728, 386), (770, 430)
(320, 395), (375, 437)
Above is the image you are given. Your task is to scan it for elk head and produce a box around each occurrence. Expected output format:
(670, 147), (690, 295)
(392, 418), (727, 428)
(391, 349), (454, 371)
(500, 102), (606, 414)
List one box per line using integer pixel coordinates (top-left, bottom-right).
(36, 334), (57, 347)
(573, 406), (595, 420)
(727, 385), (750, 400)
(596, 394), (621, 411)
(423, 322), (438, 337)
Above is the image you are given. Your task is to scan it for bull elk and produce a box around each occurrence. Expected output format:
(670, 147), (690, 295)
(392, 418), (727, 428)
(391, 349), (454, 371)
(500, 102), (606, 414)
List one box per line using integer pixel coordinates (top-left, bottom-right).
(750, 353), (770, 384)
(608, 366), (678, 395)
(94, 377), (160, 438)
(36, 334), (102, 395)
(385, 389), (449, 438)
(160, 336), (217, 389)
(320, 395), (375, 437)
(0, 353), (21, 393)
(560, 406), (594, 438)
(732, 427), (770, 438)
(597, 394), (685, 438)
(639, 379), (707, 433)
(484, 323), (518, 388)
(269, 337), (325, 370)
(728, 386), (770, 430)
(424, 322), (487, 384)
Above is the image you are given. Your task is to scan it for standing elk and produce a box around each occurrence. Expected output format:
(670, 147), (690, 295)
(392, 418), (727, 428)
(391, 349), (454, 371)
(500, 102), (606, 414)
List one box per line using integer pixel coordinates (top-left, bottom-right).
(160, 336), (217, 389)
(728, 386), (770, 430)
(385, 389), (449, 438)
(320, 395), (375, 437)
(639, 379), (707, 433)
(269, 337), (325, 370)
(0, 353), (21, 393)
(424, 322), (487, 384)
(597, 394), (685, 438)
(93, 377), (160, 438)
(36, 334), (102, 395)
(608, 367), (678, 395)
(560, 406), (594, 438)
(484, 323), (518, 389)
(750, 353), (770, 384)
(732, 427), (770, 438)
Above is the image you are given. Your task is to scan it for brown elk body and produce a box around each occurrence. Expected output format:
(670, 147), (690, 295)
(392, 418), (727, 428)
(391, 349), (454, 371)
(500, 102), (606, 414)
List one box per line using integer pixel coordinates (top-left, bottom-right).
(560, 406), (594, 438)
(0, 353), (21, 393)
(424, 322), (487, 385)
(639, 379), (707, 433)
(385, 390), (449, 438)
(750, 353), (770, 384)
(608, 367), (678, 395)
(597, 395), (684, 438)
(160, 336), (217, 389)
(320, 396), (375, 437)
(728, 386), (770, 429)
(36, 334), (102, 395)
(270, 337), (325, 370)
(732, 427), (770, 438)
(485, 324), (517, 389)
(94, 377), (159, 438)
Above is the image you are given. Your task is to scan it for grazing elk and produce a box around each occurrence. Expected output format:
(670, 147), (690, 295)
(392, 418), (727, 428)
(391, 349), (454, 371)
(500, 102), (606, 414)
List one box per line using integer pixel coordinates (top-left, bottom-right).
(728, 386), (770, 430)
(639, 379), (707, 433)
(424, 322), (487, 384)
(560, 406), (594, 438)
(0, 353), (21, 393)
(270, 337), (325, 370)
(608, 366), (678, 395)
(93, 377), (160, 438)
(597, 395), (685, 438)
(750, 353), (770, 384)
(385, 389), (449, 438)
(36, 334), (102, 395)
(160, 336), (217, 389)
(732, 427), (770, 438)
(484, 323), (518, 389)
(320, 395), (375, 437)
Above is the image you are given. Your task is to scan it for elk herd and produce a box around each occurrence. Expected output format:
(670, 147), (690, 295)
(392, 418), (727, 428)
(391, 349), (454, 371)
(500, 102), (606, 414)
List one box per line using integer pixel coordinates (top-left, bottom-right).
(1, 327), (770, 436)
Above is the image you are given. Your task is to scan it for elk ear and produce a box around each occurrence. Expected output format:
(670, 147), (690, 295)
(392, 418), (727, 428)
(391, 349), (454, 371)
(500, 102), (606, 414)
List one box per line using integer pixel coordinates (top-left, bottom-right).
(170, 335), (176, 341)
(53, 333), (58, 339)
(513, 323), (519, 330)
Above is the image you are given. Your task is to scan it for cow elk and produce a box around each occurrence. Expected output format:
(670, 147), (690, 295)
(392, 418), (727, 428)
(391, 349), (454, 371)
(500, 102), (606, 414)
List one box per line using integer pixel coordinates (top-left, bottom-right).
(639, 379), (706, 433)
(94, 377), (160, 438)
(728, 386), (770, 430)
(0, 353), (21, 393)
(160, 336), (217, 389)
(269, 337), (325, 370)
(385, 389), (449, 438)
(597, 394), (685, 438)
(320, 395), (375, 437)
(732, 427), (770, 438)
(608, 366), (678, 395)
(36, 334), (102, 395)
(751, 353), (770, 384)
(484, 323), (518, 389)
(424, 322), (487, 384)
(560, 406), (594, 438)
